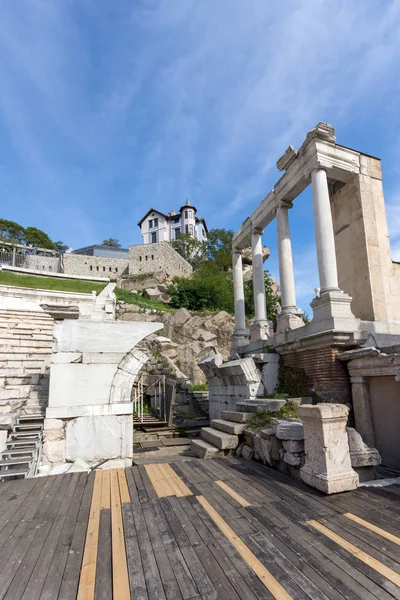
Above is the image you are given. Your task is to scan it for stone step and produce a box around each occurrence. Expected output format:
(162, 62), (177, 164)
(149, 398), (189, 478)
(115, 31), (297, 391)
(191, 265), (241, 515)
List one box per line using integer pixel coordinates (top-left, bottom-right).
(201, 427), (238, 450)
(190, 439), (222, 459)
(236, 399), (286, 413)
(211, 419), (247, 435)
(220, 411), (253, 423)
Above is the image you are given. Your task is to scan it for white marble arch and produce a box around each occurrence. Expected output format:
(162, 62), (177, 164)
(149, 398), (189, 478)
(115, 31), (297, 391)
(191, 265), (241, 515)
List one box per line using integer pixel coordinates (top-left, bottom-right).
(109, 348), (150, 404)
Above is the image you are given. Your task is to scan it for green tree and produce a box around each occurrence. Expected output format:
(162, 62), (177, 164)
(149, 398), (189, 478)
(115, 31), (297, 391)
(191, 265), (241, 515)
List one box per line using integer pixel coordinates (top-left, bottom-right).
(0, 219), (26, 243)
(54, 241), (69, 252)
(102, 238), (121, 248)
(206, 228), (234, 272)
(24, 227), (56, 249)
(170, 233), (207, 269)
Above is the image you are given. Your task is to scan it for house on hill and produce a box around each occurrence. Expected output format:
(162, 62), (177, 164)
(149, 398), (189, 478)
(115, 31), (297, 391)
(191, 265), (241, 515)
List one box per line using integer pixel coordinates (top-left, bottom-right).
(138, 199), (208, 245)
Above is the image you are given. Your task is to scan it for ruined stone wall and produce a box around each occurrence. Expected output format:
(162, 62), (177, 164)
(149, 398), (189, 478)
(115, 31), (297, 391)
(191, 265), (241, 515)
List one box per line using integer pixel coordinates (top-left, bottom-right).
(331, 154), (400, 321)
(24, 256), (60, 272)
(279, 346), (351, 403)
(128, 242), (192, 278)
(63, 254), (129, 278)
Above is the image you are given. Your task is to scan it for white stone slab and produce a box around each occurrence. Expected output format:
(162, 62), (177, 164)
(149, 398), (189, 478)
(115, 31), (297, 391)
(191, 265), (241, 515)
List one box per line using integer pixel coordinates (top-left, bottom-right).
(46, 403), (133, 419)
(48, 363), (117, 407)
(53, 320), (163, 353)
(82, 352), (125, 364)
(65, 415), (133, 463)
(51, 352), (82, 364)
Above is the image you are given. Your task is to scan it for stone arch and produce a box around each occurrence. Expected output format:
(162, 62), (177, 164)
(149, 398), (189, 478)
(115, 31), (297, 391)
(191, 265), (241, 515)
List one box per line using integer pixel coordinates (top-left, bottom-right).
(109, 348), (150, 404)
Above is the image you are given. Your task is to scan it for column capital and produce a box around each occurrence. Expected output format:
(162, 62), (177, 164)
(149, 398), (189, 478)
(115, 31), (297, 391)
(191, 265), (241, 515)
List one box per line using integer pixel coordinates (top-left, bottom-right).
(233, 246), (244, 256)
(277, 200), (293, 211)
(251, 226), (264, 236)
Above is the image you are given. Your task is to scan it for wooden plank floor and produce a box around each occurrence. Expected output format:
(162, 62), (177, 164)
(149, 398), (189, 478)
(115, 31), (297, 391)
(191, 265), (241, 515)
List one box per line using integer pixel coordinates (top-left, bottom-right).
(0, 458), (400, 599)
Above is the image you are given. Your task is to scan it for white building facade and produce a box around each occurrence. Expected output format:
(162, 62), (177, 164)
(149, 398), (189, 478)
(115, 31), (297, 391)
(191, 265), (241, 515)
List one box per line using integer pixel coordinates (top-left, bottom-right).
(138, 199), (208, 245)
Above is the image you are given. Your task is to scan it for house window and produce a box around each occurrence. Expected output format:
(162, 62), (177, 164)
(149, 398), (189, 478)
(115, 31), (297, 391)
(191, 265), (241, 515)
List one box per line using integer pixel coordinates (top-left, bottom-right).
(185, 210), (189, 218)
(90, 266), (93, 271)
(139, 256), (142, 262)
(103, 266), (106, 272)
(154, 217), (158, 227)
(151, 231), (157, 243)
(96, 266), (99, 271)
(185, 225), (189, 234)
(145, 255), (148, 261)
(148, 219), (153, 229)
(115, 267), (118, 272)
(189, 224), (194, 235)
(151, 255), (154, 260)
(148, 217), (158, 229)
(109, 267), (112, 272)
(174, 227), (181, 239)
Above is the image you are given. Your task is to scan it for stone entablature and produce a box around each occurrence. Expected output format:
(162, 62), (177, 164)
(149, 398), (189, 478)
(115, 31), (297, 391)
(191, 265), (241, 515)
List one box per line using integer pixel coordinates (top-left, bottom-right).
(128, 241), (193, 278)
(231, 122), (400, 350)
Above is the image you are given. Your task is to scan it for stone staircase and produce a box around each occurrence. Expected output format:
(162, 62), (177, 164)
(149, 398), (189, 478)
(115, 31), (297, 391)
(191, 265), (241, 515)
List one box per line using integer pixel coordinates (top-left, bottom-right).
(0, 309), (53, 416)
(190, 410), (253, 458)
(0, 414), (44, 480)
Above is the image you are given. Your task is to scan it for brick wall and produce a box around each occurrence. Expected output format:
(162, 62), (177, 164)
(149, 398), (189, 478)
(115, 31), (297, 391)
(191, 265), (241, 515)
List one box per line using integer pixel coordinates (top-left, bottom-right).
(280, 346), (351, 402)
(128, 242), (193, 278)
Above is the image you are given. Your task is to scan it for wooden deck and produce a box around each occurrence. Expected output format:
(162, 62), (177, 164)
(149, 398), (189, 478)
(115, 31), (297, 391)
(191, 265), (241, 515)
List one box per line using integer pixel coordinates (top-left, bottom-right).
(1, 457), (400, 599)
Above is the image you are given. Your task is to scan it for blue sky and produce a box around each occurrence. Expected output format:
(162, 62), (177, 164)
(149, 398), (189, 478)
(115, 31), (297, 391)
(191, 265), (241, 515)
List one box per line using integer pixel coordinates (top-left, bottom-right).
(1, 0), (400, 311)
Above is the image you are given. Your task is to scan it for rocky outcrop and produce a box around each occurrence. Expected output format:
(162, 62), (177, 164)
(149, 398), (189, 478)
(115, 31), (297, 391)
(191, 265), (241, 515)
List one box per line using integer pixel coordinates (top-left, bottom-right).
(117, 306), (234, 384)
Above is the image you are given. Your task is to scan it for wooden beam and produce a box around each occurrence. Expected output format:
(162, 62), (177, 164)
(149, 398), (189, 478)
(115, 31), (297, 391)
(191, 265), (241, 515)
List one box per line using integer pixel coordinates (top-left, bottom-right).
(215, 480), (251, 507)
(344, 512), (400, 546)
(117, 469), (131, 504)
(110, 469), (131, 599)
(77, 470), (103, 600)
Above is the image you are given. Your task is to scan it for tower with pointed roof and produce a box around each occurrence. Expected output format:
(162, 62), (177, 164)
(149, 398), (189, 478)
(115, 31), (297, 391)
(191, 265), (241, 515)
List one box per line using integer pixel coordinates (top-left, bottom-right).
(137, 199), (208, 245)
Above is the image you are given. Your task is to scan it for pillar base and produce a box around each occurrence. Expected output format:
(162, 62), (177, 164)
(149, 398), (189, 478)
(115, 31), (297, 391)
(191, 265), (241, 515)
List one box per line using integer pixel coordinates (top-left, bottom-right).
(250, 320), (274, 342)
(310, 290), (358, 331)
(300, 466), (359, 494)
(231, 329), (250, 355)
(276, 311), (304, 334)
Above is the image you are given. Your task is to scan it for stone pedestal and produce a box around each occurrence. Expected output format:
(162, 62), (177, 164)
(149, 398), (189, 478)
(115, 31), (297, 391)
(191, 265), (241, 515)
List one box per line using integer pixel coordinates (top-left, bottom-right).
(310, 290), (358, 331)
(250, 320), (274, 342)
(276, 312), (304, 334)
(298, 403), (359, 494)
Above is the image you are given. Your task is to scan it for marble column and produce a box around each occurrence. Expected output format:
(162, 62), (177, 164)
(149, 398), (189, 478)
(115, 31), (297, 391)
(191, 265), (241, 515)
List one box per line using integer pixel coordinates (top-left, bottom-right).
(250, 228), (271, 341)
(276, 202), (297, 312)
(311, 168), (339, 294)
(251, 227), (267, 323)
(232, 249), (248, 341)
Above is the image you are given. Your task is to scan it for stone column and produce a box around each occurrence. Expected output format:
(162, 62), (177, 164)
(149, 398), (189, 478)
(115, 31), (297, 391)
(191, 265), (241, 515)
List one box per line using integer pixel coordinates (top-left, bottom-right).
(351, 376), (376, 448)
(298, 403), (359, 494)
(276, 203), (304, 334)
(311, 168), (339, 294)
(232, 249), (249, 345)
(251, 228), (271, 341)
(276, 202), (297, 312)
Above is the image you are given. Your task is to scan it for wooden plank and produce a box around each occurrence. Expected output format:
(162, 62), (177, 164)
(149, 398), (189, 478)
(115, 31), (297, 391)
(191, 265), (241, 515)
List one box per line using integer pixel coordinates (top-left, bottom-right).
(121, 503), (149, 600)
(144, 463), (173, 498)
(138, 464), (159, 499)
(141, 500), (184, 600)
(131, 498), (167, 599)
(162, 464), (193, 497)
(58, 472), (96, 600)
(40, 473), (88, 600)
(215, 480), (251, 507)
(20, 474), (81, 600)
(94, 510), (112, 600)
(77, 470), (103, 600)
(125, 468), (139, 504)
(118, 468), (131, 504)
(197, 495), (294, 600)
(308, 519), (400, 589)
(100, 469), (111, 510)
(131, 465), (149, 503)
(344, 512), (400, 547)
(207, 542), (261, 600)
(244, 507), (365, 600)
(110, 469), (130, 600)
(193, 542), (241, 600)
(158, 498), (215, 598)
(1, 473), (73, 600)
